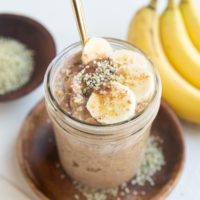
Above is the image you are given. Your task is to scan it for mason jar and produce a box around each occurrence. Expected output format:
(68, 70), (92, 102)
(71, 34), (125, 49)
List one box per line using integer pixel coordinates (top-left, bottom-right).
(44, 38), (162, 188)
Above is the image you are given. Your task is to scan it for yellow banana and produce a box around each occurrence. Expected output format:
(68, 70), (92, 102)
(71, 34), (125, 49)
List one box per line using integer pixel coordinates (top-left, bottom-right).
(160, 0), (200, 89)
(128, 0), (200, 124)
(180, 0), (200, 52)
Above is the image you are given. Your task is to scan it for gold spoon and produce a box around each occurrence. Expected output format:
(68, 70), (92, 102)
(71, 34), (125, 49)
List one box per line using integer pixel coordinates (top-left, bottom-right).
(71, 0), (88, 45)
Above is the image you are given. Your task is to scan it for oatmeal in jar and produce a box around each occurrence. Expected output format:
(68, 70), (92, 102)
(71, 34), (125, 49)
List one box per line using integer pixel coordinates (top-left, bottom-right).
(44, 37), (161, 188)
(53, 38), (155, 125)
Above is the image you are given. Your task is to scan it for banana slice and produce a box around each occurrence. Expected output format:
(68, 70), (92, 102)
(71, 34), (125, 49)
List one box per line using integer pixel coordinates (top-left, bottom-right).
(86, 82), (136, 124)
(116, 65), (155, 103)
(82, 38), (113, 64)
(113, 49), (148, 70)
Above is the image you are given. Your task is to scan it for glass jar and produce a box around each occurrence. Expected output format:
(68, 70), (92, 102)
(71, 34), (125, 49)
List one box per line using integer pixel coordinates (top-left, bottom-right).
(44, 38), (162, 188)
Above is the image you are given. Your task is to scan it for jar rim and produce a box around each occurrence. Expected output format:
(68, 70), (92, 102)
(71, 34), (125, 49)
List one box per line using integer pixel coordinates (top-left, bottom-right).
(44, 37), (162, 130)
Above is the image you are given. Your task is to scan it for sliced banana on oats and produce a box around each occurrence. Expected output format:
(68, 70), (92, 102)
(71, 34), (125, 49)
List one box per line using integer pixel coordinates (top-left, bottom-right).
(116, 65), (155, 103)
(113, 49), (148, 69)
(86, 82), (136, 124)
(82, 38), (113, 64)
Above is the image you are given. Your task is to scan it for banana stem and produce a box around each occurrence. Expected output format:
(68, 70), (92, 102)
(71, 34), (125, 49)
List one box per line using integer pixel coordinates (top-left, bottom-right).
(180, 0), (191, 3)
(149, 0), (157, 9)
(167, 0), (176, 8)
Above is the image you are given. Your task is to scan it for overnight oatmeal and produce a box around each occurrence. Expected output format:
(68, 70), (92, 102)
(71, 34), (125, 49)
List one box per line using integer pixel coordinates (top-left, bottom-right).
(53, 38), (155, 124)
(44, 38), (162, 188)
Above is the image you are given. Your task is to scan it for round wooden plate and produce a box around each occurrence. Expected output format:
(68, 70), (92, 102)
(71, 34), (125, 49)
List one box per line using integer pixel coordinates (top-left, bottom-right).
(17, 100), (185, 200)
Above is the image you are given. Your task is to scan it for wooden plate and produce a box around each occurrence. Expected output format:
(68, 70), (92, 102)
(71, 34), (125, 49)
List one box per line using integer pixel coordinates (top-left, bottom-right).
(0, 14), (56, 102)
(17, 100), (185, 200)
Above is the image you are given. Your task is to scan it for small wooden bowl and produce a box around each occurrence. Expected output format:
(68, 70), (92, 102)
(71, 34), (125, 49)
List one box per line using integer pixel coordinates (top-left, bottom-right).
(17, 100), (185, 200)
(0, 14), (56, 102)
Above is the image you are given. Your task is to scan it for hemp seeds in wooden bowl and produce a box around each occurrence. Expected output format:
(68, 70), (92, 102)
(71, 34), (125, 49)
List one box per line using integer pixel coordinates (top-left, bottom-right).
(0, 14), (56, 102)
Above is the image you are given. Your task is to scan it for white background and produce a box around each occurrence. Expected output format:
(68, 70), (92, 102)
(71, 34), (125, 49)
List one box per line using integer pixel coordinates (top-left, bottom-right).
(0, 0), (200, 199)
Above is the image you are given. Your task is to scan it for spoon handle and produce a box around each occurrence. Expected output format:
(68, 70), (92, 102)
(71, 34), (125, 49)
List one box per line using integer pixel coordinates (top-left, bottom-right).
(71, 0), (88, 45)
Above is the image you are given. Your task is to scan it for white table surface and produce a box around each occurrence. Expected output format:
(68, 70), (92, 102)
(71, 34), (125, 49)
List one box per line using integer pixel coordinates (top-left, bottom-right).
(0, 0), (200, 199)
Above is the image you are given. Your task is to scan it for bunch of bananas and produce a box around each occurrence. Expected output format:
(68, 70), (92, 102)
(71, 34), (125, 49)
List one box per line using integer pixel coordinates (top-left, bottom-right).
(128, 0), (200, 124)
